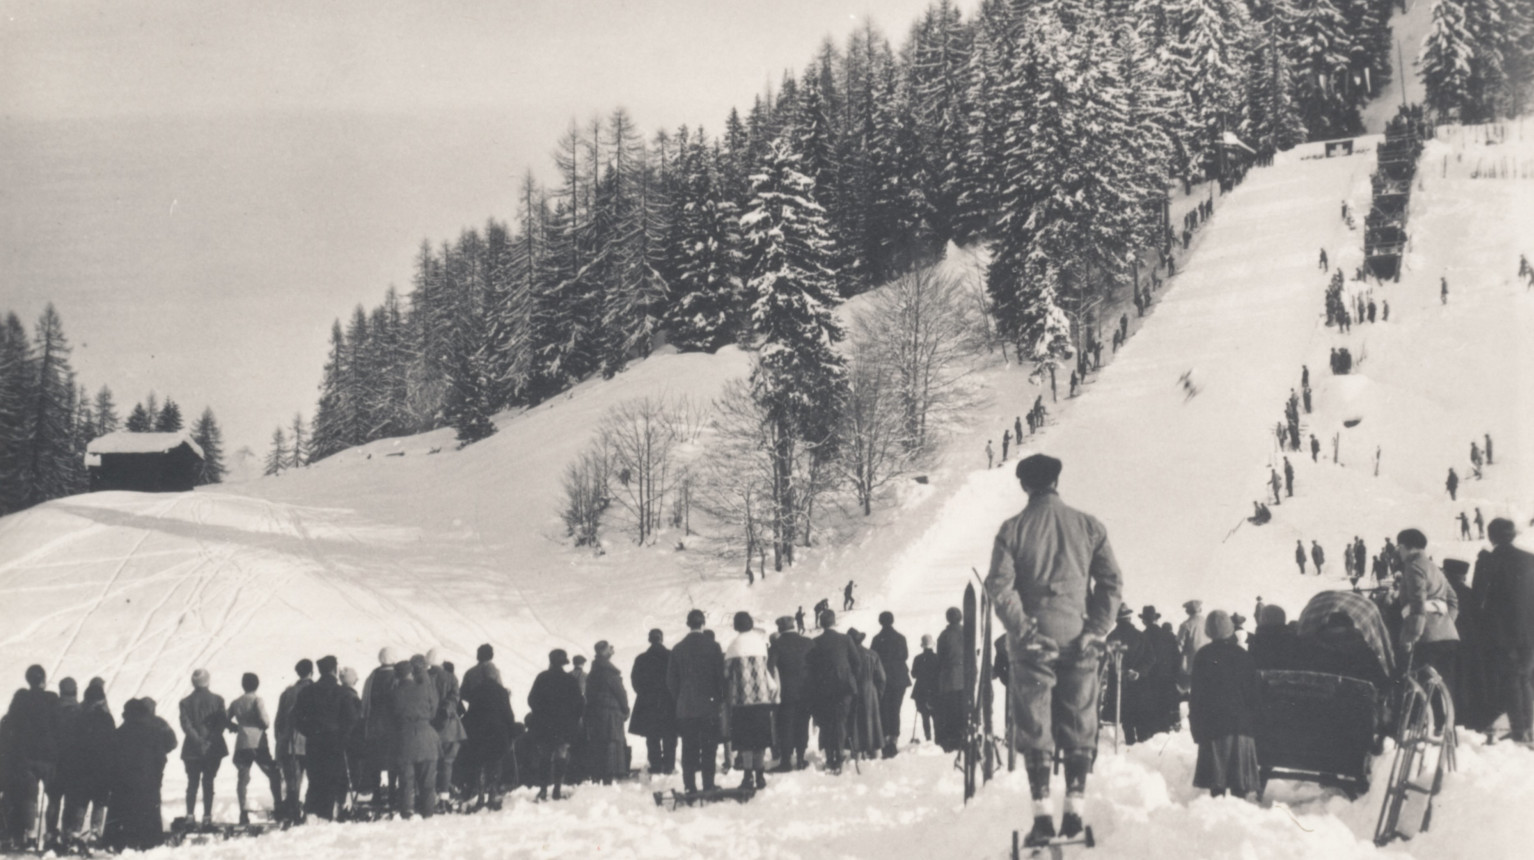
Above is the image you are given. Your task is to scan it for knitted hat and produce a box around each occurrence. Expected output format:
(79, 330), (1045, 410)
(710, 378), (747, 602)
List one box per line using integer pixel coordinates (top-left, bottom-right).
(1205, 610), (1234, 641)
(549, 649), (570, 666)
(776, 617), (795, 633)
(1117, 605), (1134, 621)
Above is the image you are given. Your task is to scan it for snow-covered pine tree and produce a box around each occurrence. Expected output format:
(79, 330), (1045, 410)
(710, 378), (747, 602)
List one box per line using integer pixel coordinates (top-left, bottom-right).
(263, 427), (288, 477)
(155, 398), (183, 432)
(663, 134), (746, 351)
(740, 137), (848, 570)
(0, 312), (33, 515)
(1421, 0), (1478, 119)
(125, 403), (152, 432)
(1289, 0), (1355, 137)
(867, 64), (941, 281)
(308, 321), (349, 462)
(596, 107), (671, 375)
(288, 413), (308, 468)
(1247, 10), (1308, 153)
(24, 305), (82, 506)
(905, 0), (972, 241)
(1167, 0), (1255, 181)
(191, 407), (227, 484)
(93, 386), (119, 436)
(954, 11), (1012, 241)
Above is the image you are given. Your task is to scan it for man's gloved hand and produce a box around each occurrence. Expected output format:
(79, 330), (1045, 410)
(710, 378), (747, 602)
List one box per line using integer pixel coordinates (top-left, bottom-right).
(1020, 629), (1060, 662)
(1079, 632), (1108, 660)
(1125, 669), (1141, 682)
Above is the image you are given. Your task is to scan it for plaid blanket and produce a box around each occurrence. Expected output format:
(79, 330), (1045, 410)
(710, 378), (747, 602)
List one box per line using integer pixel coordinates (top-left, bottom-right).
(1296, 590), (1396, 678)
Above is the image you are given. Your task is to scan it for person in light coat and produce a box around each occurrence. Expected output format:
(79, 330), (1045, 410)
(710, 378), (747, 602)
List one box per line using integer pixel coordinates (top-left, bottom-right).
(983, 454), (1123, 846)
(1176, 600), (1208, 696)
(225, 672), (282, 825)
(426, 650), (467, 803)
(390, 657), (440, 818)
(724, 612), (779, 790)
(178, 669), (228, 826)
(272, 659), (312, 822)
(1397, 529), (1459, 723)
(582, 641), (631, 784)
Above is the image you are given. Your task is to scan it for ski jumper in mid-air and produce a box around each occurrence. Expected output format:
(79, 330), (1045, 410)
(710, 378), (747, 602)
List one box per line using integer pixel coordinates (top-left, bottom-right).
(984, 454), (1123, 848)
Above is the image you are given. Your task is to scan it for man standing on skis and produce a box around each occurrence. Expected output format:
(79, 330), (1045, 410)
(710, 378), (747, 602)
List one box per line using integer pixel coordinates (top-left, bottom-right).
(984, 453), (1123, 847)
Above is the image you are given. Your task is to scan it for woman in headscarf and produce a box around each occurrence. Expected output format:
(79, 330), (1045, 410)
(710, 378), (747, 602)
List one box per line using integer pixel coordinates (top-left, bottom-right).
(1189, 611), (1261, 799)
(724, 611), (779, 790)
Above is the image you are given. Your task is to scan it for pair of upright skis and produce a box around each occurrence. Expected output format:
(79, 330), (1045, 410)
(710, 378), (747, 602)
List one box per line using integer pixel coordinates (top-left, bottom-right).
(962, 574), (1096, 859)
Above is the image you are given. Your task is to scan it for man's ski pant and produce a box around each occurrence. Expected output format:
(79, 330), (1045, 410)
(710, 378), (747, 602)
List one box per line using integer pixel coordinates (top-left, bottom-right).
(1006, 637), (1100, 753)
(775, 697), (811, 761)
(676, 717), (720, 791)
(879, 684), (907, 746)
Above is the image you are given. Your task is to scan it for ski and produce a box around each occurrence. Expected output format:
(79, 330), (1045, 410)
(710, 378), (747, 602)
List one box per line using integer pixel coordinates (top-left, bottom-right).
(962, 581), (978, 802)
(1012, 826), (1096, 859)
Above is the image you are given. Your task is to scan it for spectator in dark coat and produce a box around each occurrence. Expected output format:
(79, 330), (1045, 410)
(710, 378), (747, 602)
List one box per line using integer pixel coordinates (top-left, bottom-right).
(583, 641), (631, 784)
(104, 697), (177, 852)
(1443, 560), (1490, 729)
(43, 677), (78, 838)
(293, 656), (358, 821)
(1105, 607), (1153, 744)
(1139, 607), (1181, 737)
(806, 610), (864, 771)
(59, 678), (114, 837)
(273, 659), (312, 822)
(871, 612), (911, 757)
(425, 650), (467, 802)
(629, 629), (678, 775)
(527, 649), (583, 800)
(667, 610), (724, 792)
(1248, 605), (1304, 671)
(178, 669), (228, 825)
(2, 665), (59, 848)
(390, 657), (440, 818)
(359, 647), (399, 802)
(933, 607), (967, 752)
(768, 616), (814, 770)
(1478, 519), (1534, 743)
(847, 630), (886, 760)
(459, 644), (497, 703)
(1189, 611), (1261, 798)
(911, 635), (938, 743)
(460, 665), (516, 808)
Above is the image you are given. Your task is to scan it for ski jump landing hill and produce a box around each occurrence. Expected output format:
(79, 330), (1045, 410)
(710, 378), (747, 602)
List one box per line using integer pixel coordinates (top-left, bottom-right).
(1, 122), (1532, 857)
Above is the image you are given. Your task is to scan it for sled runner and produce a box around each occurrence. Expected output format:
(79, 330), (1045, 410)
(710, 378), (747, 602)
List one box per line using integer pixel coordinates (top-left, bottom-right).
(164, 815), (270, 847)
(651, 787), (755, 810)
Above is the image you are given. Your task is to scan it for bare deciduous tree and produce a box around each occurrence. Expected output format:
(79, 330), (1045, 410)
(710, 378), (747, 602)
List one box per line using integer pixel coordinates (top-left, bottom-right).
(838, 348), (906, 516)
(855, 266), (980, 455)
(561, 437), (611, 548)
(603, 395), (684, 545)
(696, 379), (776, 579)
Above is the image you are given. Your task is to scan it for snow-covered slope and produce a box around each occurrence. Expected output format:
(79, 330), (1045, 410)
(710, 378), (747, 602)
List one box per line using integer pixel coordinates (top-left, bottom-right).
(1362, 0), (1435, 132)
(2, 123), (1532, 857)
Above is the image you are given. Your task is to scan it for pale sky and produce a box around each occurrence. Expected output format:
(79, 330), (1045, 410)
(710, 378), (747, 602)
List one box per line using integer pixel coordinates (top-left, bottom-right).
(0, 0), (963, 458)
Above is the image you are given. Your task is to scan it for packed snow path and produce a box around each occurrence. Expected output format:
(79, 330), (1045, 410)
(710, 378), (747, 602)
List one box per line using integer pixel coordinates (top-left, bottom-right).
(885, 146), (1372, 617)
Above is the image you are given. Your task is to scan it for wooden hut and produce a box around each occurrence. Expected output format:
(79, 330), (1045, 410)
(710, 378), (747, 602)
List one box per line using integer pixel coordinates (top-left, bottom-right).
(85, 431), (205, 492)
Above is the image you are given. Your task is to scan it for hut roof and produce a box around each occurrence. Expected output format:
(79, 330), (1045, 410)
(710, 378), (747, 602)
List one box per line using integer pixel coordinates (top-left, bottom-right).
(86, 431), (205, 460)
